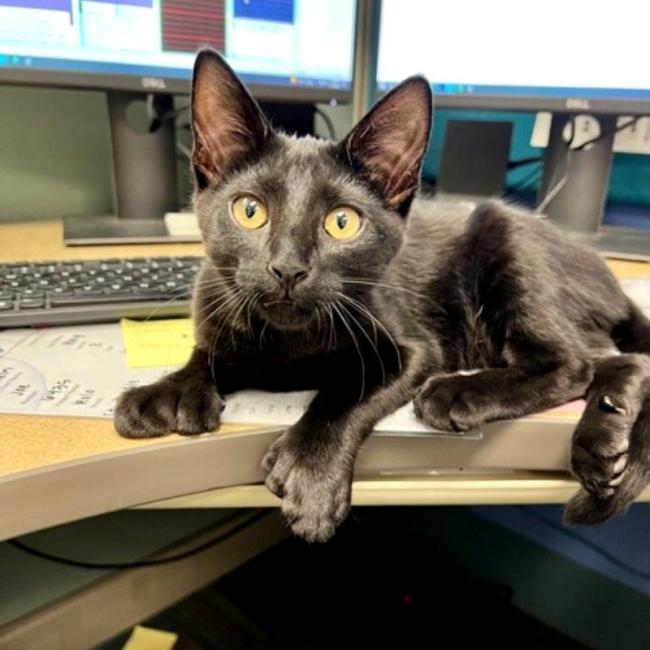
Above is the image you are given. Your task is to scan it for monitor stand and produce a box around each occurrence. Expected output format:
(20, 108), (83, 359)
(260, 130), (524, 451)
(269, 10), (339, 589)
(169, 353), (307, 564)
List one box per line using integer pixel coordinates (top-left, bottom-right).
(538, 113), (650, 261)
(64, 90), (185, 245)
(64, 93), (317, 246)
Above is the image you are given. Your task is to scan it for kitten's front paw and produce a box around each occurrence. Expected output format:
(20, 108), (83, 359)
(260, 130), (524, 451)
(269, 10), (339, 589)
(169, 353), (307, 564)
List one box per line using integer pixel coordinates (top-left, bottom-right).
(282, 466), (352, 543)
(570, 394), (632, 498)
(261, 433), (352, 543)
(413, 373), (488, 432)
(114, 378), (224, 439)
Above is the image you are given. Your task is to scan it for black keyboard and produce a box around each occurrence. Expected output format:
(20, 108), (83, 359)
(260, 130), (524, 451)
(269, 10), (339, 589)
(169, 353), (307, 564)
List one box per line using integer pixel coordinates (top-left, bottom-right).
(0, 256), (202, 327)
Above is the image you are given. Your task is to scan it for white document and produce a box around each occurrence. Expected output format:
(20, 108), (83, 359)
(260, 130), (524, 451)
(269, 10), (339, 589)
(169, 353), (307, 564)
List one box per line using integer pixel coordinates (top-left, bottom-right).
(0, 323), (476, 438)
(0, 325), (166, 419)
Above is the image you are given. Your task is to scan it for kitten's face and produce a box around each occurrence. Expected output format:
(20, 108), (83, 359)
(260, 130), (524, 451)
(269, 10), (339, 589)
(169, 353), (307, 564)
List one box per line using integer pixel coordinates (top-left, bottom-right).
(195, 135), (404, 329)
(191, 50), (431, 331)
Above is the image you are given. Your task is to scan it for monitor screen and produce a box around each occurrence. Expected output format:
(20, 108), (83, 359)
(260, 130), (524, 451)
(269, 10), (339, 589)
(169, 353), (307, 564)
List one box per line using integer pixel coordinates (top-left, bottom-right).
(376, 0), (650, 113)
(0, 0), (356, 98)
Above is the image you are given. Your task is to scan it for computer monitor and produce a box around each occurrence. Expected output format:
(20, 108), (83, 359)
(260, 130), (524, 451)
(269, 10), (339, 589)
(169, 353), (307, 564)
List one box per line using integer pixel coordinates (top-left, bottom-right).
(0, 0), (356, 100)
(375, 0), (650, 258)
(376, 0), (650, 115)
(0, 0), (357, 243)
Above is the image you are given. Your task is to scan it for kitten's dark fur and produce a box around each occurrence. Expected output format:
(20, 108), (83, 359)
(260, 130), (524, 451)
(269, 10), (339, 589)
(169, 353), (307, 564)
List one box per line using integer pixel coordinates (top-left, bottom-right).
(115, 50), (650, 542)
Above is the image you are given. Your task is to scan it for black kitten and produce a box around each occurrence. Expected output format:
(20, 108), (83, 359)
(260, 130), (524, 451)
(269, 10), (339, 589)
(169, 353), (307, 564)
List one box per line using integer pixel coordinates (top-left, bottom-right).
(115, 49), (650, 542)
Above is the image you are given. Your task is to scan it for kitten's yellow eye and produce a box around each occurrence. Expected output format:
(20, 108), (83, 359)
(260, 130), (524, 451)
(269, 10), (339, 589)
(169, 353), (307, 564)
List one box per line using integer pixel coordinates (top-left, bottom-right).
(324, 207), (361, 240)
(231, 195), (268, 230)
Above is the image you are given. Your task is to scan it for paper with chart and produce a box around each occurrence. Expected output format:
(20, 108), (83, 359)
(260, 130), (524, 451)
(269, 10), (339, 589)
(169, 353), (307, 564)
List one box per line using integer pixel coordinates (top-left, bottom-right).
(0, 322), (478, 437)
(0, 325), (168, 420)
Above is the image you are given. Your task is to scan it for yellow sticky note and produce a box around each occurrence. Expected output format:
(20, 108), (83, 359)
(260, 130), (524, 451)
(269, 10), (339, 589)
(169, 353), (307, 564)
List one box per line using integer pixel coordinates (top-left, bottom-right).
(122, 625), (178, 650)
(607, 259), (650, 280)
(121, 318), (194, 369)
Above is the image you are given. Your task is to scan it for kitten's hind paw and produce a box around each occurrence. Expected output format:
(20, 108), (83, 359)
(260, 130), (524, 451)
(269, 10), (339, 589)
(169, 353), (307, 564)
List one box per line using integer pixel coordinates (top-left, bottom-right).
(570, 393), (634, 499)
(564, 489), (624, 526)
(114, 378), (224, 439)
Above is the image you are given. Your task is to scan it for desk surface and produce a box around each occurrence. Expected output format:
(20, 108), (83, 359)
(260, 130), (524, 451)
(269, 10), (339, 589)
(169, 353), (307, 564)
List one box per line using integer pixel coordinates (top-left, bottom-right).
(1, 220), (204, 262)
(0, 221), (260, 478)
(1, 220), (649, 540)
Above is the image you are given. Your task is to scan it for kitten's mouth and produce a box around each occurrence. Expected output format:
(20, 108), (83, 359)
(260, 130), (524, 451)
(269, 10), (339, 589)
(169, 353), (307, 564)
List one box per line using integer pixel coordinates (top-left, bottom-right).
(257, 298), (316, 329)
(263, 299), (294, 307)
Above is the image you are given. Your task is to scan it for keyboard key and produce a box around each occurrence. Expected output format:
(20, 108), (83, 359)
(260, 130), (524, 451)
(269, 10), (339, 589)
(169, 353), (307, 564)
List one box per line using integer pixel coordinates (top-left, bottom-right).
(0, 300), (12, 311)
(19, 288), (44, 297)
(19, 297), (45, 309)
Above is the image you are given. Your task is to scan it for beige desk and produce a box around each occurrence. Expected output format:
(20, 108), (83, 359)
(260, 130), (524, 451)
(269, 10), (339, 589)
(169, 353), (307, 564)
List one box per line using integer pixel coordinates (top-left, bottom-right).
(1, 220), (649, 542)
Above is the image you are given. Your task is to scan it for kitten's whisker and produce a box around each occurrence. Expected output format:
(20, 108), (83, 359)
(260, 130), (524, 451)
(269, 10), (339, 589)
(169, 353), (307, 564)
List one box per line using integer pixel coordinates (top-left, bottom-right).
(194, 287), (240, 334)
(325, 303), (336, 353)
(200, 294), (244, 366)
(141, 286), (193, 323)
(244, 291), (260, 339)
(195, 285), (238, 315)
(258, 319), (270, 348)
(341, 278), (427, 299)
(228, 292), (250, 348)
(139, 276), (233, 326)
(209, 290), (245, 358)
(314, 305), (324, 343)
(338, 301), (386, 387)
(342, 294), (378, 344)
(332, 300), (365, 401)
(337, 293), (403, 373)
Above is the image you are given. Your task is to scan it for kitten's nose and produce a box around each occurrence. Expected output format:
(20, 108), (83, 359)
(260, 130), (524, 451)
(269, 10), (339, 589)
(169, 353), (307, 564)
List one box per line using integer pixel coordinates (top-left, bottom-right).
(267, 263), (309, 294)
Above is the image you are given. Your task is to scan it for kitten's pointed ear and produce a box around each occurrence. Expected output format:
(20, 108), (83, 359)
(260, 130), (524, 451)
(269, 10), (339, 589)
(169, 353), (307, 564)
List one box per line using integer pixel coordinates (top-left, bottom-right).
(191, 48), (272, 189)
(341, 77), (432, 214)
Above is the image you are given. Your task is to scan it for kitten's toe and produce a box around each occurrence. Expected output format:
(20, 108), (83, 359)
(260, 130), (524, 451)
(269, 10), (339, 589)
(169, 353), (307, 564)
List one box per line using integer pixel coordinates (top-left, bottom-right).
(571, 395), (633, 498)
(261, 431), (288, 472)
(114, 380), (223, 439)
(261, 432), (297, 498)
(571, 441), (629, 497)
(281, 467), (351, 543)
(414, 375), (482, 432)
(174, 388), (224, 435)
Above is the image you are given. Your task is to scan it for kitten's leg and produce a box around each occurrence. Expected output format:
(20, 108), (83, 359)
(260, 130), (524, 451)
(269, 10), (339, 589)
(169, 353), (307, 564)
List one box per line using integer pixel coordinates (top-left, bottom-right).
(114, 347), (224, 438)
(262, 344), (430, 542)
(413, 347), (593, 432)
(566, 354), (650, 524)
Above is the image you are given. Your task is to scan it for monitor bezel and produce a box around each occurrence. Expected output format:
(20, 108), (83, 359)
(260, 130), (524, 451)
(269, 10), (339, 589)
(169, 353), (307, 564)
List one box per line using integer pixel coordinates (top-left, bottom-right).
(0, 64), (352, 102)
(429, 92), (650, 115)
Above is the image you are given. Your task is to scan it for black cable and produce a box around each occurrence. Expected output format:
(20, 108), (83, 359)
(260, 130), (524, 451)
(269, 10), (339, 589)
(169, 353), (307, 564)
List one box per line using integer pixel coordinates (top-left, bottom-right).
(315, 106), (336, 139)
(146, 94), (190, 132)
(517, 507), (650, 581)
(573, 115), (642, 151)
(535, 115), (577, 213)
(507, 156), (543, 170)
(7, 510), (269, 570)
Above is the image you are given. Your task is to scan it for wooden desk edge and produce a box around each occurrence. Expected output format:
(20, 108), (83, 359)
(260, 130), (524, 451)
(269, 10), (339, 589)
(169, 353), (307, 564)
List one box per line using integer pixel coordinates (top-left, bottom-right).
(139, 474), (650, 509)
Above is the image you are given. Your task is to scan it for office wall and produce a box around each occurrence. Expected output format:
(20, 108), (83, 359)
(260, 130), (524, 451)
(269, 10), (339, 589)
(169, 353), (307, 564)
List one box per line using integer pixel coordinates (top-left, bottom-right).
(0, 86), (113, 222)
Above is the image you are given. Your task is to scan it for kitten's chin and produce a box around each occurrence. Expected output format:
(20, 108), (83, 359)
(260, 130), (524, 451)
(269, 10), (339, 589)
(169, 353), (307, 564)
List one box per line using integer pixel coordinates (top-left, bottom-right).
(256, 301), (316, 331)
